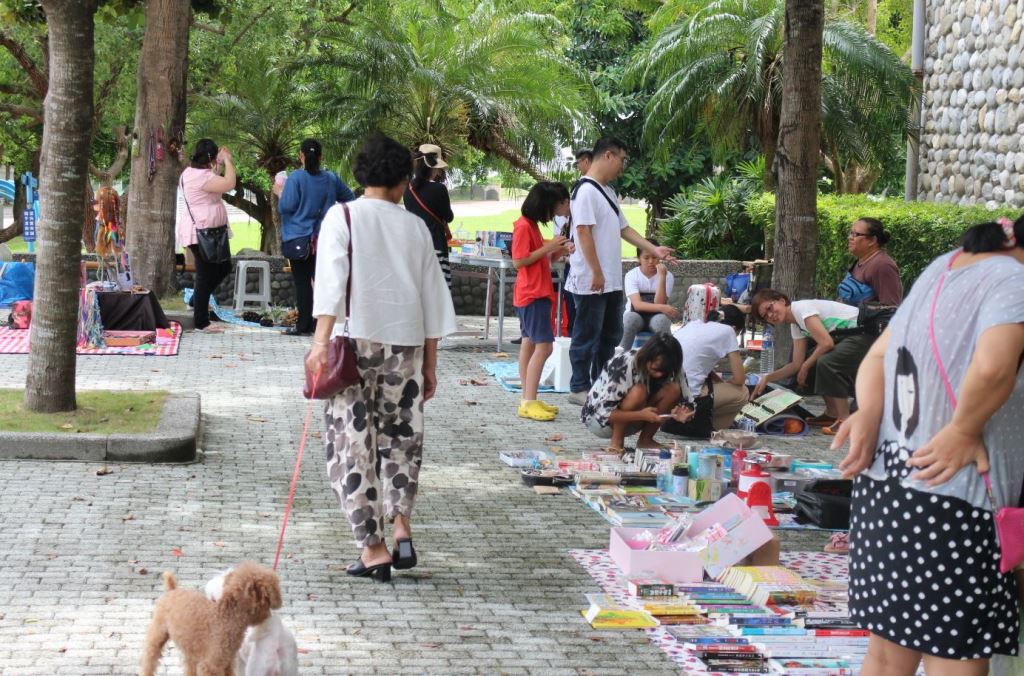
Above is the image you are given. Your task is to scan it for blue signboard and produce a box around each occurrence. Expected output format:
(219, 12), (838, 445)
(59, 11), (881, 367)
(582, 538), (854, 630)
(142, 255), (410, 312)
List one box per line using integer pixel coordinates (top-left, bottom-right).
(22, 209), (36, 242)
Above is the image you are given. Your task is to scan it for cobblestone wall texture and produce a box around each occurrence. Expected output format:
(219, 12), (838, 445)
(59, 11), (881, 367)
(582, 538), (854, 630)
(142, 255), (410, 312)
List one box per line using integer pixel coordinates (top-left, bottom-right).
(919, 0), (1024, 206)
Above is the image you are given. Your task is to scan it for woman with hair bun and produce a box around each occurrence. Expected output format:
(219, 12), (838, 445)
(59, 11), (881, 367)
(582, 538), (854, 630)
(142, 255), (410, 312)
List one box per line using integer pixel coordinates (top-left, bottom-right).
(837, 217), (903, 306)
(834, 214), (1024, 674)
(175, 138), (236, 333)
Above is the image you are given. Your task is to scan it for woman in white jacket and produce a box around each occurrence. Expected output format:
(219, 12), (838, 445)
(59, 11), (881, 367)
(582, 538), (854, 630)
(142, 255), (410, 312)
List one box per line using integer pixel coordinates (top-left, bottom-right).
(306, 134), (457, 582)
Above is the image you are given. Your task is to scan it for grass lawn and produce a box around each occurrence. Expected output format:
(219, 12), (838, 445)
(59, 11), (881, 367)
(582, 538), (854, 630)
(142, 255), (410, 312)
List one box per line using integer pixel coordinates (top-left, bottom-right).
(6, 205), (650, 258)
(5, 215), (263, 255)
(0, 389), (167, 434)
(449, 205), (648, 258)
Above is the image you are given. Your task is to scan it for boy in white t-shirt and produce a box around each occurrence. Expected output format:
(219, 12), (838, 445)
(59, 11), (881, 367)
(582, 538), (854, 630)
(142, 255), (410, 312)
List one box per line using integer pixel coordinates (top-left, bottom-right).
(750, 289), (872, 433)
(565, 137), (674, 405)
(671, 305), (749, 431)
(619, 239), (679, 350)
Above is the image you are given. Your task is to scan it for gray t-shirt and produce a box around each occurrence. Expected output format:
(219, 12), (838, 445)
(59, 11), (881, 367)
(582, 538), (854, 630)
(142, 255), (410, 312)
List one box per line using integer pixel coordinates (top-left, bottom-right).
(863, 251), (1024, 510)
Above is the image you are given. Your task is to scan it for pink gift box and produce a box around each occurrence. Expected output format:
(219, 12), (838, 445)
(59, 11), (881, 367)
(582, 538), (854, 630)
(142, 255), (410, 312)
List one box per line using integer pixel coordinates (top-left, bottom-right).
(609, 494), (773, 582)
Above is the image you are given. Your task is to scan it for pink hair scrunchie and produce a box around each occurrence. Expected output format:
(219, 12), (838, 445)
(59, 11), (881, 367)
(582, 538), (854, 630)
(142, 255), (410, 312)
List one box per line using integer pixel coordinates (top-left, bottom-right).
(998, 217), (1017, 248)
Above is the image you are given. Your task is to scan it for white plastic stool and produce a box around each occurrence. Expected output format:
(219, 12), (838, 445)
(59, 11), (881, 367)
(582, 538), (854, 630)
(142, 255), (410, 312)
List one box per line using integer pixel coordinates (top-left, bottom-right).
(233, 260), (272, 312)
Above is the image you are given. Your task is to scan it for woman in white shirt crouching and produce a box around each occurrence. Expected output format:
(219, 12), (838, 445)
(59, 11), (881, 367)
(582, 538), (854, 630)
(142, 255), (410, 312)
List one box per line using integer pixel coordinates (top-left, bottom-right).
(306, 134), (457, 582)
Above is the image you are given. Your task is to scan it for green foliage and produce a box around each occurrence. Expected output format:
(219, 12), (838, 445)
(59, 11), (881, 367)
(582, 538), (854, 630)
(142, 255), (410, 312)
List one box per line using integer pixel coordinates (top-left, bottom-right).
(301, 1), (591, 173)
(631, 0), (918, 191)
(658, 173), (764, 261)
(746, 193), (1021, 295)
(563, 0), (713, 231)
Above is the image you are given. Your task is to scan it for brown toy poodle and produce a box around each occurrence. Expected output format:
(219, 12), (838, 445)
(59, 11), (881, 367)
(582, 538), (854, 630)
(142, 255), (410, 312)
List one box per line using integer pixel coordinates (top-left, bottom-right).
(139, 561), (282, 676)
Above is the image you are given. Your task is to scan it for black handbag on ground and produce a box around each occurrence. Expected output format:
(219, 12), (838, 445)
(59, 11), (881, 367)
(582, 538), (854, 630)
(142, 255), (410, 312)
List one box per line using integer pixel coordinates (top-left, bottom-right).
(794, 479), (852, 529)
(181, 175), (231, 264)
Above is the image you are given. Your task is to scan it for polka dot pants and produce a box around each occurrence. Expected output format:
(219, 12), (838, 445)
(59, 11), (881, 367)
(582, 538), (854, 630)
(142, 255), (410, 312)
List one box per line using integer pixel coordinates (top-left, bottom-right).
(849, 474), (1019, 659)
(324, 340), (425, 548)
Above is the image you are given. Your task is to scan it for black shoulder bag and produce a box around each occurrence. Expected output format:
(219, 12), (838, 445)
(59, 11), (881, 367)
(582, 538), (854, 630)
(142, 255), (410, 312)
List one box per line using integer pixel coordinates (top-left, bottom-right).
(182, 175), (231, 264)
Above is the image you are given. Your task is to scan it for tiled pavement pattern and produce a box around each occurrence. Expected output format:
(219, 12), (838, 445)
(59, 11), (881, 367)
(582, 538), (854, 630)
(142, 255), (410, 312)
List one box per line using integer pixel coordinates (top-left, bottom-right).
(0, 318), (842, 674)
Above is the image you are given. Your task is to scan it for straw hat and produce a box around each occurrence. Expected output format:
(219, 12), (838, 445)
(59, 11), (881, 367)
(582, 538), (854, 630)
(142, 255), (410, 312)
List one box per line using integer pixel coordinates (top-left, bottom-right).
(417, 143), (448, 168)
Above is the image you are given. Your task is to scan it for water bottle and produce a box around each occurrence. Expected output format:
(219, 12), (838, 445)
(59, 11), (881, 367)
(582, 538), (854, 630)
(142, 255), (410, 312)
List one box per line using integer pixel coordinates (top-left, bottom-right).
(656, 449), (673, 492)
(760, 325), (775, 375)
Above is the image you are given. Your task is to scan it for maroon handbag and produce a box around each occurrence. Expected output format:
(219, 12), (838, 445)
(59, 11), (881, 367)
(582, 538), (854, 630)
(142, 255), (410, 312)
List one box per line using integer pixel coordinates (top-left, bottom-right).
(303, 203), (359, 399)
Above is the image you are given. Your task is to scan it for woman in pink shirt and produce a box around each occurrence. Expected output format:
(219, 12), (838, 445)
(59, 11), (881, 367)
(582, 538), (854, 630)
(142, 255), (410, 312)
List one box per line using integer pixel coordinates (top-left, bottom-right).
(176, 138), (236, 332)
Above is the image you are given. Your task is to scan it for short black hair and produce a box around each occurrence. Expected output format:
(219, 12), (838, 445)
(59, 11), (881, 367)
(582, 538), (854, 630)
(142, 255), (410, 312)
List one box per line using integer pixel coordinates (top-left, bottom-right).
(856, 217), (890, 246)
(521, 181), (568, 223)
(575, 149), (593, 162)
(961, 215), (1024, 253)
(352, 134), (413, 188)
(718, 304), (746, 334)
(190, 138), (218, 169)
(636, 238), (659, 258)
(592, 136), (627, 159)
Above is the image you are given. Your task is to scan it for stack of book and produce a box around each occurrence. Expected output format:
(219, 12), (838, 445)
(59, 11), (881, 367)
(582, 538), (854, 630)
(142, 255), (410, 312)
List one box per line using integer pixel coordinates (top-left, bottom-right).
(641, 599), (707, 626)
(766, 657), (855, 674)
(689, 639), (769, 673)
(581, 593), (658, 629)
(718, 565), (819, 606)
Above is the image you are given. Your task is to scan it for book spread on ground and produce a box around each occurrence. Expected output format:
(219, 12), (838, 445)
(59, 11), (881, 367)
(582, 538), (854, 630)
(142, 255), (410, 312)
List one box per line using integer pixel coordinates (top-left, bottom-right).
(736, 388), (803, 426)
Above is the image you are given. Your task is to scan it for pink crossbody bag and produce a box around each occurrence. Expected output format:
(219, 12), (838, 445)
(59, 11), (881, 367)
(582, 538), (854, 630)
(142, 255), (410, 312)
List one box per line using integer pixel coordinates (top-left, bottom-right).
(928, 250), (1024, 574)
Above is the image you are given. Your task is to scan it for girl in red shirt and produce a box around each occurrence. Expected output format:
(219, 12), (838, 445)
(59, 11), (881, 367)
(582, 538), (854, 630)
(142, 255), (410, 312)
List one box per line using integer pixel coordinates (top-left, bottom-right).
(512, 182), (573, 421)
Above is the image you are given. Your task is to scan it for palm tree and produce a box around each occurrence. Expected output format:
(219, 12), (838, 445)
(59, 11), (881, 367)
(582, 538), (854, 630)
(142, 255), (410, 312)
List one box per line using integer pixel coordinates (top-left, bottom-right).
(631, 0), (917, 191)
(189, 49), (315, 254)
(304, 1), (592, 178)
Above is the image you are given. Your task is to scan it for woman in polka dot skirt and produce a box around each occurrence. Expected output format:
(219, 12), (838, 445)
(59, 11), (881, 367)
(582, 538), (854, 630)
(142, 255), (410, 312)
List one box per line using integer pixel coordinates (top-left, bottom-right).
(833, 216), (1024, 675)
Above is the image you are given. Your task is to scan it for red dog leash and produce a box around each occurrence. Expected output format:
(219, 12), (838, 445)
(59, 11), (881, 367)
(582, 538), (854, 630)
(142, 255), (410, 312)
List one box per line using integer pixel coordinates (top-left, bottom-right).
(273, 375), (318, 571)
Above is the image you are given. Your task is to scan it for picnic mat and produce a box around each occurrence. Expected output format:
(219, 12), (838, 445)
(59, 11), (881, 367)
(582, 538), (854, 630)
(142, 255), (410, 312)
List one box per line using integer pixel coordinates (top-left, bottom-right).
(481, 360), (555, 393)
(0, 321), (182, 356)
(181, 289), (278, 329)
(569, 548), (849, 674)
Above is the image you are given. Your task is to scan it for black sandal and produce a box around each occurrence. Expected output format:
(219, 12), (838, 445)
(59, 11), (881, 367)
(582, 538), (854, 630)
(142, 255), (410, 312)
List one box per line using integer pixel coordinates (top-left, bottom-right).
(346, 558), (392, 582)
(392, 538), (417, 570)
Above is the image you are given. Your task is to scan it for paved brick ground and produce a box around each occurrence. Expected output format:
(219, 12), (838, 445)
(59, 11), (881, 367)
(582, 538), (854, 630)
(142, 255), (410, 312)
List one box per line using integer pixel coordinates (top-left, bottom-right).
(0, 318), (843, 674)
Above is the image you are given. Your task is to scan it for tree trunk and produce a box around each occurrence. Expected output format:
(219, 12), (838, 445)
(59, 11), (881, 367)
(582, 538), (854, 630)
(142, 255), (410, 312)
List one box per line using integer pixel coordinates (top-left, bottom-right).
(866, 0), (877, 35)
(224, 181), (277, 255)
(773, 0), (824, 354)
(24, 0), (98, 413)
(468, 131), (547, 182)
(125, 0), (190, 298)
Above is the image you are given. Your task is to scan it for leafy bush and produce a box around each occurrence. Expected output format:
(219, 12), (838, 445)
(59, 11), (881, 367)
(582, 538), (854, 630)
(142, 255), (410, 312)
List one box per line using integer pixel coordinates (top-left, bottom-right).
(658, 174), (765, 261)
(747, 193), (1020, 295)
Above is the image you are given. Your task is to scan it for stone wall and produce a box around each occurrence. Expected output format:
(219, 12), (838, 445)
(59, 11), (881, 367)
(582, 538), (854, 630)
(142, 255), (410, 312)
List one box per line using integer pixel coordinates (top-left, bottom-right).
(918, 0), (1024, 206)
(13, 252), (742, 316)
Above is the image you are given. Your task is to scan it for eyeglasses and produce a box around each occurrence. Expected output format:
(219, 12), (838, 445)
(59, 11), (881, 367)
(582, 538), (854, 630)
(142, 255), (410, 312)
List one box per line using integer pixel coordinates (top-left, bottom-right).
(848, 231), (871, 239)
(759, 300), (780, 321)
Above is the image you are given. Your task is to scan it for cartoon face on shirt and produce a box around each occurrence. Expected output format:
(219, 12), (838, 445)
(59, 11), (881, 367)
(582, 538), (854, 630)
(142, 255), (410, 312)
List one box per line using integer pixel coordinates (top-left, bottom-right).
(892, 346), (920, 440)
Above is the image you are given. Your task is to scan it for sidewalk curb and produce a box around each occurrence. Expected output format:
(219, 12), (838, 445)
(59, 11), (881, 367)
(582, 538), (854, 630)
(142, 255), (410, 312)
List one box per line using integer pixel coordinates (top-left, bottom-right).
(0, 393), (200, 463)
